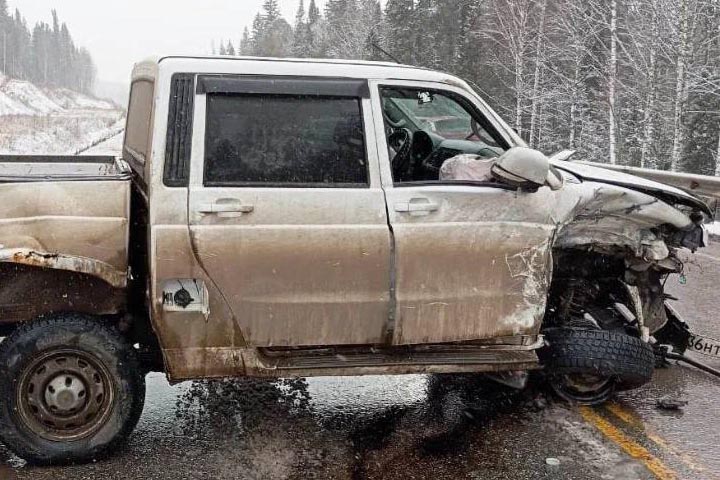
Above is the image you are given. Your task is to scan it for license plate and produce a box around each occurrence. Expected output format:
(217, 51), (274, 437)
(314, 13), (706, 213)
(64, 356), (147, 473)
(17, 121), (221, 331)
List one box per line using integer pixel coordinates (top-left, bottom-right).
(687, 334), (720, 358)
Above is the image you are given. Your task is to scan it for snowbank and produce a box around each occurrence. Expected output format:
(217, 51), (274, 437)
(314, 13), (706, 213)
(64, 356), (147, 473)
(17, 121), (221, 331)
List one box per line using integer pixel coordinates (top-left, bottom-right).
(2, 78), (62, 114)
(46, 88), (116, 111)
(0, 91), (34, 116)
(0, 114), (124, 155)
(0, 74), (116, 116)
(0, 74), (123, 155)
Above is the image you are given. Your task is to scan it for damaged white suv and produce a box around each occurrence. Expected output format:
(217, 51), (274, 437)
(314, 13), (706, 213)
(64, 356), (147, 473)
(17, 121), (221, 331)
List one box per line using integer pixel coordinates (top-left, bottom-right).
(383, 82), (708, 401)
(0, 57), (710, 464)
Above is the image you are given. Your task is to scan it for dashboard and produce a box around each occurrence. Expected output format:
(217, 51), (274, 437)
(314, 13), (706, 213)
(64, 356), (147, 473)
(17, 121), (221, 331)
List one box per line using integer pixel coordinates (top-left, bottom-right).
(410, 130), (503, 179)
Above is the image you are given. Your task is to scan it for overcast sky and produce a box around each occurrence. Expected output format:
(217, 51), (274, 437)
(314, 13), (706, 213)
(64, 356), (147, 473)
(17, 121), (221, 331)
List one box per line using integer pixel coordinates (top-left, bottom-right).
(8, 0), (326, 84)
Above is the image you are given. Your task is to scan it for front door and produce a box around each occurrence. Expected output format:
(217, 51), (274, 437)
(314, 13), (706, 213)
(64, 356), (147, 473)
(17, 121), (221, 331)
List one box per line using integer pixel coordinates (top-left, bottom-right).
(188, 76), (391, 347)
(371, 80), (558, 345)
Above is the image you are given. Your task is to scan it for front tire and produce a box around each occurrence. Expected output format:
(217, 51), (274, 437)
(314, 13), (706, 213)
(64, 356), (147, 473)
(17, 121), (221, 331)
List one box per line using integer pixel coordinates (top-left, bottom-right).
(539, 328), (654, 405)
(0, 314), (145, 465)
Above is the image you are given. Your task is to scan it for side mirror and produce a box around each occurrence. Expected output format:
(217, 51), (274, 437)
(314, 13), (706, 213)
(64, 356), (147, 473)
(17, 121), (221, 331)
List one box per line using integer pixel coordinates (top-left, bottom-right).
(491, 147), (563, 191)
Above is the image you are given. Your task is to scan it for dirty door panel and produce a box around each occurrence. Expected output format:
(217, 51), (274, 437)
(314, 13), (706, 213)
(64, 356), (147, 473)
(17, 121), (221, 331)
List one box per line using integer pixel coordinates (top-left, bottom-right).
(386, 186), (556, 344)
(188, 77), (391, 347)
(372, 81), (557, 345)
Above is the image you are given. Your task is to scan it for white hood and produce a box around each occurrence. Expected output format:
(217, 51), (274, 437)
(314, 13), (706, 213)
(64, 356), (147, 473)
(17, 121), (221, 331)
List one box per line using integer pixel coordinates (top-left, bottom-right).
(552, 160), (711, 215)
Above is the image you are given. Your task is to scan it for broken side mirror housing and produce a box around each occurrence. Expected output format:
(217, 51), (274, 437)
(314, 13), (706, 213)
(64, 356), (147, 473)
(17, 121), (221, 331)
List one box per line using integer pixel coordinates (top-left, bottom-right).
(491, 147), (563, 191)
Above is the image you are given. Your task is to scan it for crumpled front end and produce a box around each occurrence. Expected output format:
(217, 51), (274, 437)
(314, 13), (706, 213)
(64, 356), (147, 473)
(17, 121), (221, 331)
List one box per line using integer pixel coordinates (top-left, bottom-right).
(547, 170), (708, 336)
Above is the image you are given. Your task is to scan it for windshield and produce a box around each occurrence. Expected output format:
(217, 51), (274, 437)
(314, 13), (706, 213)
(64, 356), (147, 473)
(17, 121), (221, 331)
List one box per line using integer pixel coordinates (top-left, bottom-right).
(381, 87), (504, 148)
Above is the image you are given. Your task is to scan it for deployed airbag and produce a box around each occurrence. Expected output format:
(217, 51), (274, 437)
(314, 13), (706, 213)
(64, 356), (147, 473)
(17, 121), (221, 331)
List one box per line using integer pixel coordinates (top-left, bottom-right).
(439, 154), (495, 182)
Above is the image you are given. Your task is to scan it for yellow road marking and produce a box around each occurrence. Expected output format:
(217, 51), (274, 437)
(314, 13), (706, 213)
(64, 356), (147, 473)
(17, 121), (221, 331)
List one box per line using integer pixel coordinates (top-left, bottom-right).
(605, 402), (715, 477)
(579, 406), (677, 480)
(604, 402), (641, 427)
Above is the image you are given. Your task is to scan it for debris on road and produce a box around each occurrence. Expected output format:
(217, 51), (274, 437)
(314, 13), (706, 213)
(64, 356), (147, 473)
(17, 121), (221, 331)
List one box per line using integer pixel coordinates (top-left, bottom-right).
(656, 396), (688, 410)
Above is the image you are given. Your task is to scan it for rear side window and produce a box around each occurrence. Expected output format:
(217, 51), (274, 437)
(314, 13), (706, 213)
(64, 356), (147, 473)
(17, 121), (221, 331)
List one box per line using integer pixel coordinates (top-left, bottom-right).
(204, 94), (368, 187)
(123, 80), (154, 175)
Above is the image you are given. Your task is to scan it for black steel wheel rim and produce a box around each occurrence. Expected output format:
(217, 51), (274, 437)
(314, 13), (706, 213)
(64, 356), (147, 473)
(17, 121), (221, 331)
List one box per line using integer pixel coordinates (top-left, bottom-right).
(550, 373), (616, 405)
(16, 349), (115, 442)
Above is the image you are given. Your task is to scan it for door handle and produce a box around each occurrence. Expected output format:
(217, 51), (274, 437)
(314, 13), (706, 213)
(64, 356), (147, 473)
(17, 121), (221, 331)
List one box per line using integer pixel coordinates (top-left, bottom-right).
(198, 200), (254, 215)
(394, 198), (439, 216)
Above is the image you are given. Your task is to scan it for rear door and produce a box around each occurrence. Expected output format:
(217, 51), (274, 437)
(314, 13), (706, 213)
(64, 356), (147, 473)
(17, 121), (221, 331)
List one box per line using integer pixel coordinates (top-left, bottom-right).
(187, 76), (391, 347)
(371, 80), (558, 345)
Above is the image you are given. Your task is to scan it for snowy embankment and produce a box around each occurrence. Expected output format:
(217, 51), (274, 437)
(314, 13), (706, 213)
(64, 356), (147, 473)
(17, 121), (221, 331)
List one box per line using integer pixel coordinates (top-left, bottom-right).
(0, 74), (125, 155)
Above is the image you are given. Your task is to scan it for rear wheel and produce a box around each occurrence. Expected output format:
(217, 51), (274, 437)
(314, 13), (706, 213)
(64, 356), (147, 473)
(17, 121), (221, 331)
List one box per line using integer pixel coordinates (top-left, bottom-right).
(0, 314), (145, 465)
(539, 328), (654, 405)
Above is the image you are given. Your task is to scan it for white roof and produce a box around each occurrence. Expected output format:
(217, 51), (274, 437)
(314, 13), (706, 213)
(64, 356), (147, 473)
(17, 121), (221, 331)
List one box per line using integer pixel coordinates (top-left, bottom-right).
(131, 55), (470, 89)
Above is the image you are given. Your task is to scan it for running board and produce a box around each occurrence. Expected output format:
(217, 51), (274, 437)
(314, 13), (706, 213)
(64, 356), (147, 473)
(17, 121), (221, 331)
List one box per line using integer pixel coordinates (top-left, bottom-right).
(252, 343), (541, 374)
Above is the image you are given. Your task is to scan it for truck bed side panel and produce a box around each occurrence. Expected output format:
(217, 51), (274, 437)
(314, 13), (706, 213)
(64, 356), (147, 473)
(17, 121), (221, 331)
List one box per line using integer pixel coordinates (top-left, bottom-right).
(0, 179), (130, 272)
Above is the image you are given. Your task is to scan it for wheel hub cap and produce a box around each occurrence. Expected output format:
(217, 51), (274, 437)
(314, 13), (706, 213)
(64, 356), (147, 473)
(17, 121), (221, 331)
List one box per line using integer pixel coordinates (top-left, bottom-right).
(17, 350), (114, 441)
(44, 373), (86, 413)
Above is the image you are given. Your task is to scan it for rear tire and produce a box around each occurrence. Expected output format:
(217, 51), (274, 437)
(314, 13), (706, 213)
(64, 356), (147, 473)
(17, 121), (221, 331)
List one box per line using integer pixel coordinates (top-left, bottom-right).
(539, 328), (654, 405)
(0, 314), (145, 465)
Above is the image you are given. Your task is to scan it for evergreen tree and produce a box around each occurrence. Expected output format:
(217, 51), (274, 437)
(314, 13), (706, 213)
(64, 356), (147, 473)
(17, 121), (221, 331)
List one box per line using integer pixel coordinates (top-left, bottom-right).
(11, 9), (31, 79)
(239, 27), (251, 55)
(306, 0), (323, 57)
(253, 0), (293, 57)
(308, 0), (321, 24)
(262, 0), (281, 25)
(250, 13), (264, 53)
(75, 47), (95, 93)
(292, 0), (308, 56)
(363, 0), (385, 61)
(0, 0), (10, 74)
(226, 40), (236, 56)
(0, 6), (95, 92)
(384, 0), (415, 64)
(59, 23), (74, 88)
(295, 0), (306, 34)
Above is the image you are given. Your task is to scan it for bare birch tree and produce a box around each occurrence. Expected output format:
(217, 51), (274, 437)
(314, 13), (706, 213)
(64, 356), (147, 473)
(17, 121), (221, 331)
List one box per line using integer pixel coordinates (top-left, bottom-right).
(670, 0), (690, 171)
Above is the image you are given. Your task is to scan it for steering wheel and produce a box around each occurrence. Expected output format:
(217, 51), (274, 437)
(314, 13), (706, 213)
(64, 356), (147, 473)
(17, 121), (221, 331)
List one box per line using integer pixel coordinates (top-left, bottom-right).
(388, 128), (413, 182)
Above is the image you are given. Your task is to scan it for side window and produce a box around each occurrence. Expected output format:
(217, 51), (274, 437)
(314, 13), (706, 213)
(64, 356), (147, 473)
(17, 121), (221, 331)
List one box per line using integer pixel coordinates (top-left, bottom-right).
(123, 80), (154, 178)
(204, 94), (368, 187)
(380, 87), (508, 184)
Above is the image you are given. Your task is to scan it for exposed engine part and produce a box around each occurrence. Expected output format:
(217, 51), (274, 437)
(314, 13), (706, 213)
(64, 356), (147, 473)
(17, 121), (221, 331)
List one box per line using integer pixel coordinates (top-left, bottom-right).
(670, 221), (706, 252)
(653, 303), (691, 355)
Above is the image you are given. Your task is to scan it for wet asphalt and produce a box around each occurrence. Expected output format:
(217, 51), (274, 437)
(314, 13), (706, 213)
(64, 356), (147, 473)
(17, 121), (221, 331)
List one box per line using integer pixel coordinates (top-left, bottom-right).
(1, 243), (719, 480)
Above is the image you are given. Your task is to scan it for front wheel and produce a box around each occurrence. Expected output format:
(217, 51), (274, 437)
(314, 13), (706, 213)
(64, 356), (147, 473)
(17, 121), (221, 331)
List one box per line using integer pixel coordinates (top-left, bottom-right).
(0, 314), (145, 465)
(539, 329), (654, 405)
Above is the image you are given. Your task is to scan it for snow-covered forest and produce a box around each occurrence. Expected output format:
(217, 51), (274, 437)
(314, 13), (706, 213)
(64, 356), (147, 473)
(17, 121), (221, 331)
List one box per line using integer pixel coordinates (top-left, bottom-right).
(222, 0), (720, 175)
(0, 1), (96, 94)
(0, 3), (116, 156)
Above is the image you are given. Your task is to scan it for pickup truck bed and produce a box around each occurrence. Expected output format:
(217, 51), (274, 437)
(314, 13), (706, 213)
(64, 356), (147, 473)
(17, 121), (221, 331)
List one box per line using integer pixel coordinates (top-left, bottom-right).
(0, 155), (131, 328)
(0, 155), (128, 181)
